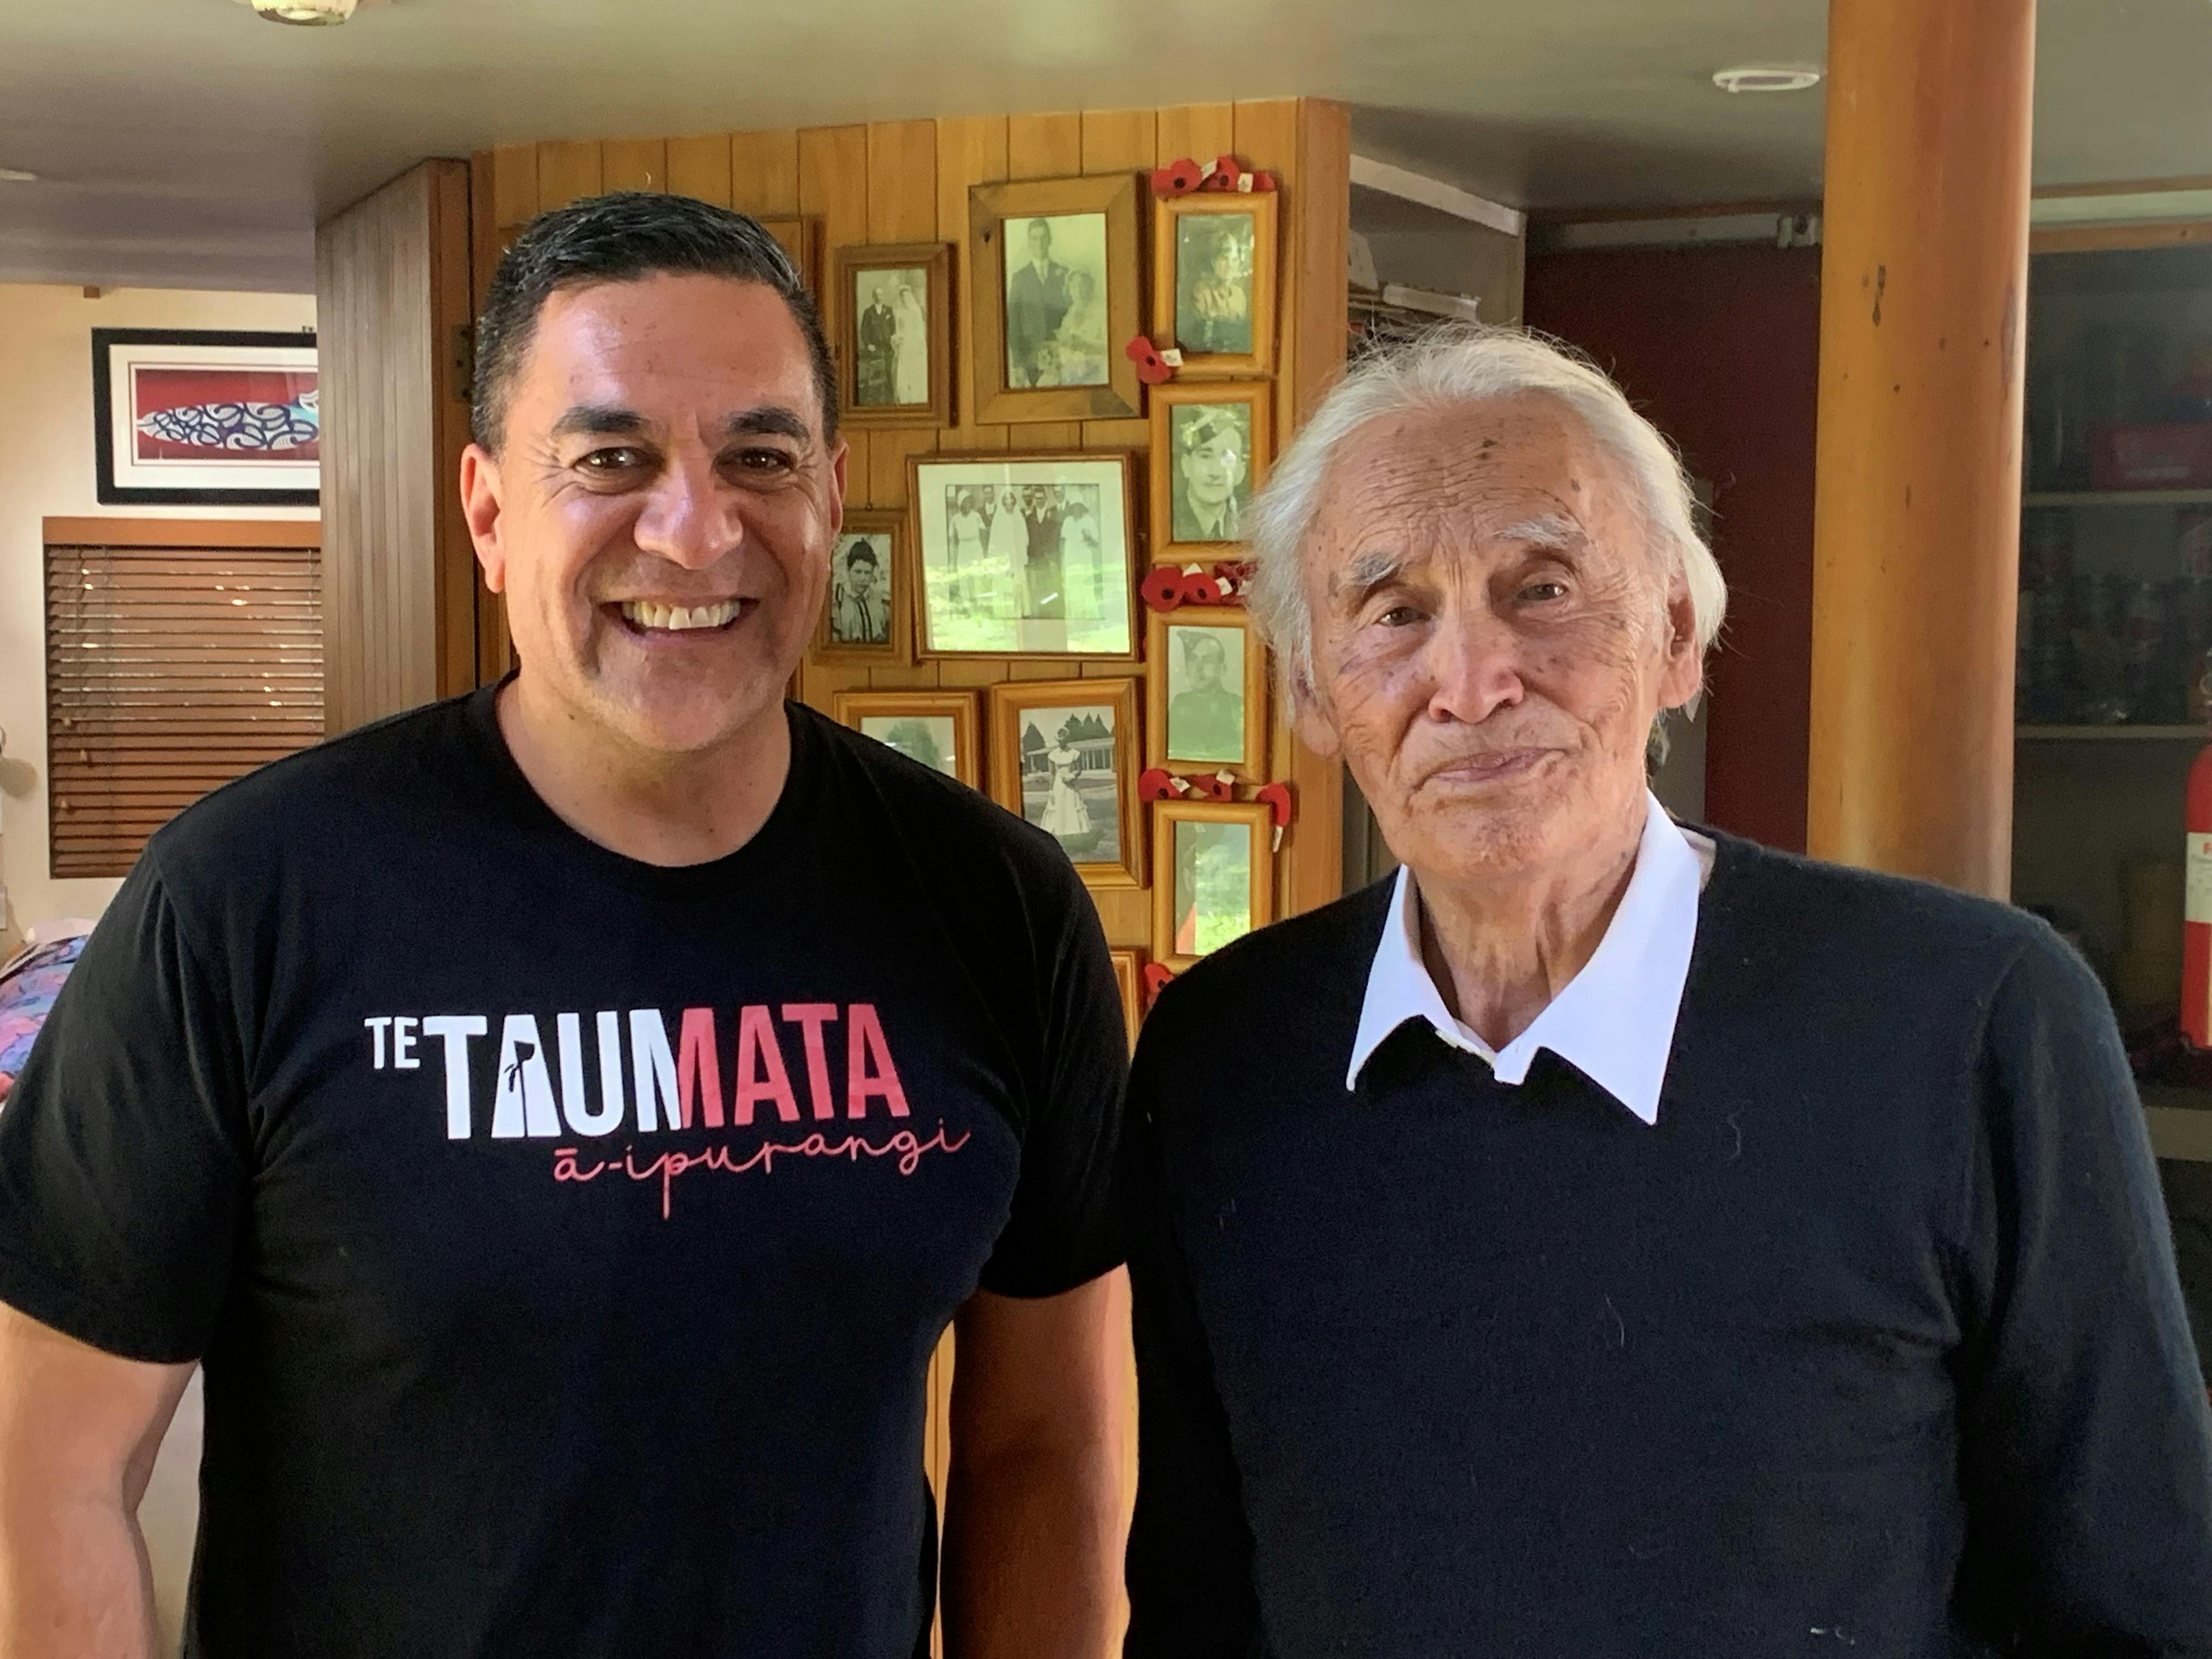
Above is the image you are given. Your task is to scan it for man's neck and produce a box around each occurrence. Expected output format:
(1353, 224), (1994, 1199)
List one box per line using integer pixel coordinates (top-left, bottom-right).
(495, 674), (793, 868)
(1414, 797), (1645, 1051)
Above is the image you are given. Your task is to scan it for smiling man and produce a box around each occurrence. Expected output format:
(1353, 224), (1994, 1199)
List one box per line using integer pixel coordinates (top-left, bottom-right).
(1122, 326), (2212, 1657)
(0, 194), (1127, 1659)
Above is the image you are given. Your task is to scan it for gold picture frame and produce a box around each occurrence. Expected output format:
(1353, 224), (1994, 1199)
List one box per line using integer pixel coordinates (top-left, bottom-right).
(1151, 798), (1276, 973)
(988, 677), (1146, 889)
(1145, 607), (1267, 782)
(813, 508), (911, 664)
(1148, 380), (1272, 561)
(835, 242), (954, 429)
(969, 173), (1144, 423)
(907, 449), (1139, 661)
(831, 690), (982, 788)
(1151, 191), (1279, 380)
(1109, 946), (1146, 1053)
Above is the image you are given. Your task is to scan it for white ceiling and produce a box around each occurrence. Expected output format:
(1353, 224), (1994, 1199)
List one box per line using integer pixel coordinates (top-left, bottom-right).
(1, 0), (2207, 294)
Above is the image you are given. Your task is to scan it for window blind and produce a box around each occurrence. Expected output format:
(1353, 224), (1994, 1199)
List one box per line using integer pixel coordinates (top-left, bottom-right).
(44, 532), (323, 878)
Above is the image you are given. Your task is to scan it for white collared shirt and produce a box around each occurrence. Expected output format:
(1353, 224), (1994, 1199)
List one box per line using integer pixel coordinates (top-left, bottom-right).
(1345, 792), (1711, 1125)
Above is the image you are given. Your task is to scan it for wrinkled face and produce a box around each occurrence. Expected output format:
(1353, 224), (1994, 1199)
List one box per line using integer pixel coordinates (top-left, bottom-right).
(1181, 434), (1246, 507)
(462, 272), (844, 757)
(1293, 396), (1700, 888)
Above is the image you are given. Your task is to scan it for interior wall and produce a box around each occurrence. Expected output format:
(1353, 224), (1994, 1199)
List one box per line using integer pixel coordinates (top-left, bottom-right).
(1523, 244), (1821, 852)
(1351, 184), (1525, 322)
(0, 284), (317, 955)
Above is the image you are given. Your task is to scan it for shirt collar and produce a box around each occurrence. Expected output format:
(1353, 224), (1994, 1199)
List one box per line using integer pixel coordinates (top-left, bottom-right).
(1344, 792), (1705, 1125)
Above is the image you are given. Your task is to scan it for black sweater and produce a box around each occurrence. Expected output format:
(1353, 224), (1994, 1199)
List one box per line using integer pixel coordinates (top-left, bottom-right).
(1124, 831), (2212, 1658)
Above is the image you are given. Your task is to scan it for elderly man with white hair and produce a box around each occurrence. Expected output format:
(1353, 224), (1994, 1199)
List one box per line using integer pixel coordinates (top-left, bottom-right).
(1121, 326), (2212, 1657)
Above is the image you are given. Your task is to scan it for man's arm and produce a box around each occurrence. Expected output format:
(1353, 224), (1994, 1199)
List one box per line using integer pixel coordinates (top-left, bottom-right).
(0, 1300), (195, 1658)
(941, 1274), (1123, 1659)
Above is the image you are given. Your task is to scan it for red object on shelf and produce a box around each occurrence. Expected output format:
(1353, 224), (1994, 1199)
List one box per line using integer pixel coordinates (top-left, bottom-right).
(2090, 423), (2212, 490)
(2184, 743), (2212, 1048)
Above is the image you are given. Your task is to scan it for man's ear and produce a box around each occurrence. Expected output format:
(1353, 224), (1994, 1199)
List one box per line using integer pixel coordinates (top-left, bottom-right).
(1288, 664), (1343, 759)
(1656, 577), (1704, 713)
(459, 443), (508, 595)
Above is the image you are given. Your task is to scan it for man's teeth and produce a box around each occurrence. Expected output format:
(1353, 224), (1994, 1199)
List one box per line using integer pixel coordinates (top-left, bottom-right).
(619, 599), (741, 632)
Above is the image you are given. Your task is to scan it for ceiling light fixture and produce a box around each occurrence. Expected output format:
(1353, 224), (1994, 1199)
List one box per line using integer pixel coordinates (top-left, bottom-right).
(1712, 65), (1823, 94)
(0, 168), (38, 183)
(234, 0), (359, 24)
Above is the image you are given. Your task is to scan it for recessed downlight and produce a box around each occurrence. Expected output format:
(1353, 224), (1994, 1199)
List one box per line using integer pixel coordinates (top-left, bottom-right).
(1713, 65), (1823, 94)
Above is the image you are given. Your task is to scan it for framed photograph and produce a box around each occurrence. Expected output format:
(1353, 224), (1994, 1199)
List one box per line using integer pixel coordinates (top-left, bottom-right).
(909, 451), (1137, 660)
(1151, 800), (1276, 973)
(759, 217), (821, 294)
(92, 328), (319, 505)
(836, 243), (953, 429)
(988, 678), (1145, 889)
(1151, 192), (1278, 379)
(969, 174), (1143, 423)
(1146, 608), (1267, 781)
(1149, 381), (1272, 559)
(1109, 947), (1146, 1053)
(813, 510), (910, 662)
(831, 690), (981, 787)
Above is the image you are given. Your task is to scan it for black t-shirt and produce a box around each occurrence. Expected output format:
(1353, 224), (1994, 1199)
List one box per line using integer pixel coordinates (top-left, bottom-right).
(0, 686), (1127, 1658)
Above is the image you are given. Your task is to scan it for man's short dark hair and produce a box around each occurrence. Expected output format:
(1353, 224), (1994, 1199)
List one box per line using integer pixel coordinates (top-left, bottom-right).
(471, 190), (838, 453)
(844, 541), (880, 571)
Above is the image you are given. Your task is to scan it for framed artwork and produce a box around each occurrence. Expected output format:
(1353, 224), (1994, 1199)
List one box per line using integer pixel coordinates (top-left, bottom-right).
(969, 174), (1143, 423)
(1150, 192), (1278, 379)
(908, 450), (1138, 660)
(835, 242), (953, 429)
(813, 510), (910, 662)
(1145, 608), (1267, 781)
(1151, 799), (1276, 973)
(759, 217), (821, 293)
(831, 690), (981, 787)
(988, 677), (1145, 889)
(1149, 381), (1272, 559)
(92, 328), (319, 505)
(1109, 947), (1146, 1053)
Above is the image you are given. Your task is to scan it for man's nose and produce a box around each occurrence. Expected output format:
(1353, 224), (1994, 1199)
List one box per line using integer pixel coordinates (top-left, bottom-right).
(1420, 603), (1525, 726)
(631, 454), (741, 571)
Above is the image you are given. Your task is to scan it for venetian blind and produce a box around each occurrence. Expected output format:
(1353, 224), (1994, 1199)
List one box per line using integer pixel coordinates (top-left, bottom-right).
(44, 532), (324, 878)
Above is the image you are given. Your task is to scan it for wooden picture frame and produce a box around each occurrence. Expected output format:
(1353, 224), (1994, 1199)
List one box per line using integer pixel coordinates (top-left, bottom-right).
(1151, 798), (1276, 972)
(1109, 947), (1146, 1053)
(831, 690), (982, 788)
(1145, 607), (1268, 782)
(759, 217), (821, 294)
(907, 450), (1139, 661)
(1148, 380), (1272, 560)
(969, 174), (1143, 423)
(835, 243), (953, 429)
(988, 677), (1146, 889)
(813, 509), (910, 663)
(1151, 192), (1279, 379)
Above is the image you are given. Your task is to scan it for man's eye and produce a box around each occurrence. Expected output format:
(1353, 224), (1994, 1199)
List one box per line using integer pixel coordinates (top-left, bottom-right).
(1518, 581), (1569, 604)
(730, 447), (797, 473)
(578, 447), (649, 472)
(1377, 604), (1425, 628)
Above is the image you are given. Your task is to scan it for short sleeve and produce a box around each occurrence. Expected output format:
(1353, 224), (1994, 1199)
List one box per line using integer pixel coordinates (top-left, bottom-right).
(1953, 925), (2212, 1645)
(975, 868), (1127, 1299)
(0, 853), (250, 1362)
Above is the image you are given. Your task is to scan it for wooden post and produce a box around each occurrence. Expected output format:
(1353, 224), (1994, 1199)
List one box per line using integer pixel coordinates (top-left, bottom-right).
(1805, 0), (2036, 896)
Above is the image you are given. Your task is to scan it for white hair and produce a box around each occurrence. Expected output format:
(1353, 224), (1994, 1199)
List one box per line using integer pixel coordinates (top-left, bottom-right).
(1245, 324), (1726, 707)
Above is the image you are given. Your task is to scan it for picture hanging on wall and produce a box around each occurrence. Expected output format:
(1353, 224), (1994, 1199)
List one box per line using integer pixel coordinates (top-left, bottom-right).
(1148, 380), (1272, 560)
(1150, 798), (1276, 973)
(92, 328), (319, 506)
(812, 510), (912, 664)
(835, 242), (954, 429)
(1145, 606), (1268, 782)
(987, 677), (1146, 889)
(968, 173), (1144, 423)
(1150, 191), (1278, 379)
(831, 690), (982, 788)
(908, 450), (1138, 660)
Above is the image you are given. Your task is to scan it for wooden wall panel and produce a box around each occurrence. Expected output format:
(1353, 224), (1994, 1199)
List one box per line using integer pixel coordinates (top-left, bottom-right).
(536, 140), (604, 210)
(1157, 103), (1237, 171)
(1007, 112), (1084, 179)
(867, 120), (939, 242)
(1081, 109), (1156, 175)
(935, 116), (1008, 446)
(666, 132), (734, 206)
(728, 128), (801, 216)
(601, 137), (666, 193)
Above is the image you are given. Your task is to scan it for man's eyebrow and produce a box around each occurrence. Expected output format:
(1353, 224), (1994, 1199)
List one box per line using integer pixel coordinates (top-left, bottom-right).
(1497, 511), (1588, 554)
(719, 406), (812, 444)
(550, 403), (651, 441)
(1328, 548), (1407, 604)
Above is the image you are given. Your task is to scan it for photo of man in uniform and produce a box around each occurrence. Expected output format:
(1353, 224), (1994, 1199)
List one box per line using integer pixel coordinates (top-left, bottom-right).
(1172, 404), (1251, 545)
(1166, 625), (1244, 764)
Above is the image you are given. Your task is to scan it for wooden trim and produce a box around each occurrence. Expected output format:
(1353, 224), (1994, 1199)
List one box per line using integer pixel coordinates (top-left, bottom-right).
(968, 172), (1143, 423)
(1145, 606), (1268, 781)
(2033, 173), (2212, 200)
(43, 516), (319, 548)
(812, 509), (912, 663)
(1149, 797), (1276, 972)
(1529, 196), (1819, 227)
(1147, 379), (1272, 562)
(829, 690), (982, 788)
(834, 241), (955, 428)
(2031, 219), (2212, 255)
(987, 676), (1147, 888)
(1150, 191), (1279, 379)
